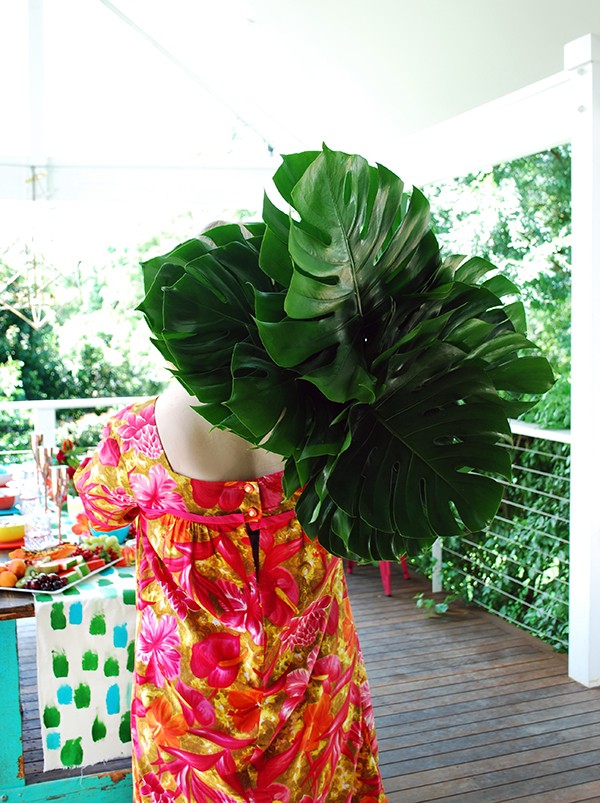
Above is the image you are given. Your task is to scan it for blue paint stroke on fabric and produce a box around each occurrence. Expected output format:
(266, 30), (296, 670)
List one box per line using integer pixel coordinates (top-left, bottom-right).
(46, 732), (61, 750)
(57, 684), (73, 705)
(106, 683), (120, 714)
(69, 601), (83, 625)
(113, 623), (128, 648)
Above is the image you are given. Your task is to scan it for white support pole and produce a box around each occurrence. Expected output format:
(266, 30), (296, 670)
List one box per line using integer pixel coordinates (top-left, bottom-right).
(565, 34), (600, 687)
(431, 539), (443, 594)
(28, 0), (47, 194)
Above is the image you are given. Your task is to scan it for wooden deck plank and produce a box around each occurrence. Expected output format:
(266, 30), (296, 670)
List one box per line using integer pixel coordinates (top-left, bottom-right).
(14, 562), (600, 801)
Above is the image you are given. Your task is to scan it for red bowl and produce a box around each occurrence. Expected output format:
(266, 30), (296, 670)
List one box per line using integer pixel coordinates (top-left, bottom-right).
(0, 490), (16, 509)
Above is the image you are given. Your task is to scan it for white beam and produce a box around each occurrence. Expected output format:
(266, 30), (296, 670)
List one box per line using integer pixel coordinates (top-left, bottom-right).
(566, 33), (600, 688)
(393, 71), (574, 188)
(28, 0), (47, 184)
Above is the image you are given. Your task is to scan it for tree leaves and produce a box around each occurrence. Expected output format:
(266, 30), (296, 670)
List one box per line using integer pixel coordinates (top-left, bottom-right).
(138, 145), (554, 561)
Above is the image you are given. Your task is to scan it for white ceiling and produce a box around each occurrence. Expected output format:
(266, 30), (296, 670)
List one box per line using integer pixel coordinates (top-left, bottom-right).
(3, 0), (600, 165)
(0, 0), (599, 207)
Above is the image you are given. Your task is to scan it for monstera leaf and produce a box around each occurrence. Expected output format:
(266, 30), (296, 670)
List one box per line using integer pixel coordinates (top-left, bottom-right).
(138, 146), (554, 561)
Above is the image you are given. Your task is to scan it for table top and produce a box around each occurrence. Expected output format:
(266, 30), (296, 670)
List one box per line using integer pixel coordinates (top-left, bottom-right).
(0, 548), (33, 619)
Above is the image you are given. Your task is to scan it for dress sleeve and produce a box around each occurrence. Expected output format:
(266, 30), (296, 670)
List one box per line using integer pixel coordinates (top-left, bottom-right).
(74, 410), (140, 532)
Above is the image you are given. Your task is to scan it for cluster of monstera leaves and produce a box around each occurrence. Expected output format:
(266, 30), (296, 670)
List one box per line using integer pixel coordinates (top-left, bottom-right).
(138, 146), (554, 561)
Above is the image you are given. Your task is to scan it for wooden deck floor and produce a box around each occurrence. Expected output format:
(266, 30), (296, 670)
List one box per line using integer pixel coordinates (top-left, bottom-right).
(16, 563), (600, 801)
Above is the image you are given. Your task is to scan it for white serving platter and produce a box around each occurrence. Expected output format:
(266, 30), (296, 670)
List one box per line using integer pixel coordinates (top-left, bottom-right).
(0, 558), (122, 595)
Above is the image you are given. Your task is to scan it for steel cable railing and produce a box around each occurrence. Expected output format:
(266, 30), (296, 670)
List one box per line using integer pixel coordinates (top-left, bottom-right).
(431, 421), (570, 650)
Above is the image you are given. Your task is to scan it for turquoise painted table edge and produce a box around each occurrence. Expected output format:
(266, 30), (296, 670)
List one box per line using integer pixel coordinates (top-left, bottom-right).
(0, 575), (133, 802)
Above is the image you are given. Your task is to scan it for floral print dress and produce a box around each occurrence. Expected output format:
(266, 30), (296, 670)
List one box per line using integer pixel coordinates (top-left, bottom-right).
(74, 398), (386, 803)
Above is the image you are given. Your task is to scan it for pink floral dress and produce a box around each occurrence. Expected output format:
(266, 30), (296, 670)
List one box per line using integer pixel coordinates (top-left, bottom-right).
(74, 398), (386, 802)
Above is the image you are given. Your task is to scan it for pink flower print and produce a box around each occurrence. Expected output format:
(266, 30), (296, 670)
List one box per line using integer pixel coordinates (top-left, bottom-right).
(214, 579), (264, 645)
(280, 596), (331, 651)
(138, 771), (178, 802)
(118, 404), (162, 459)
(360, 679), (377, 733)
(137, 607), (181, 687)
(101, 484), (137, 509)
(190, 633), (241, 688)
(130, 464), (187, 513)
(98, 436), (120, 466)
(280, 668), (309, 720)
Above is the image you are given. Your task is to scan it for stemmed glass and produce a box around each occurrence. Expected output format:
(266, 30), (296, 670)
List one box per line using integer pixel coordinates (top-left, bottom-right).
(49, 465), (69, 543)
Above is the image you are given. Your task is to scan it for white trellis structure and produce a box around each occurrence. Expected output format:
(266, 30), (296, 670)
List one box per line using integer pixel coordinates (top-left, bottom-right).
(391, 34), (599, 688)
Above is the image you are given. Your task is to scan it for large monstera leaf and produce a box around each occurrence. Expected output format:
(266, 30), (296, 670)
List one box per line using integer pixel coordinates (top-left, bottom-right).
(138, 146), (554, 562)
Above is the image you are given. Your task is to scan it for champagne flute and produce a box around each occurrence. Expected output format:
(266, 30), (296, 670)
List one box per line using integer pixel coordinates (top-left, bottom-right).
(49, 465), (69, 543)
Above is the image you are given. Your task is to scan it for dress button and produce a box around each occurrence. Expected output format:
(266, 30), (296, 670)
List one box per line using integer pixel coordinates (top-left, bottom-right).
(247, 507), (258, 518)
(244, 483), (254, 493)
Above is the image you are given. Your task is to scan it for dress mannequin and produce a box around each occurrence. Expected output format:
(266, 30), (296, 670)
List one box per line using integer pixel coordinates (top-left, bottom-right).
(154, 379), (284, 482)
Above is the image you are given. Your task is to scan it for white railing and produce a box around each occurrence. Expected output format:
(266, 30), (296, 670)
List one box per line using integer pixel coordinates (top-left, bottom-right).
(0, 399), (580, 664)
(432, 420), (571, 651)
(0, 397), (145, 451)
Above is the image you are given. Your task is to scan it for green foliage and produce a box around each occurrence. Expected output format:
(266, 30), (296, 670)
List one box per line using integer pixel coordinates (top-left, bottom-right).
(414, 592), (459, 616)
(139, 146), (553, 562)
(415, 437), (569, 649)
(413, 146), (572, 649)
(428, 144), (571, 430)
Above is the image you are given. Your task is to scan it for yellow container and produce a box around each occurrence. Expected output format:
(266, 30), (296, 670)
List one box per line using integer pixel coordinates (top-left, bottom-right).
(0, 516), (26, 542)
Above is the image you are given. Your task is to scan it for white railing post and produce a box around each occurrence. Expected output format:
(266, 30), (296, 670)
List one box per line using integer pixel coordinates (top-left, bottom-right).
(33, 403), (57, 447)
(431, 538), (443, 593)
(565, 33), (600, 687)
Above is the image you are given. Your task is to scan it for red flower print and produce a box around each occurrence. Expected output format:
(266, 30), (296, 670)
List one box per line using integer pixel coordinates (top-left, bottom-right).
(145, 697), (187, 749)
(249, 783), (291, 802)
(214, 579), (264, 645)
(190, 479), (246, 512)
(137, 607), (181, 686)
(257, 472), (284, 510)
(99, 436), (121, 466)
(280, 596), (331, 650)
(190, 633), (241, 688)
(228, 688), (263, 733)
(118, 404), (162, 459)
(130, 464), (187, 512)
(260, 566), (300, 627)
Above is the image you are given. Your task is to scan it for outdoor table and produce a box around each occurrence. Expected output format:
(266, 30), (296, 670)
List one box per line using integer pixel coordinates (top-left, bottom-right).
(0, 549), (134, 802)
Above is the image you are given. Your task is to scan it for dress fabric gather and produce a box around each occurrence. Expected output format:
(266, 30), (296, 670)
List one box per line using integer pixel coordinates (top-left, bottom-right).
(74, 398), (386, 803)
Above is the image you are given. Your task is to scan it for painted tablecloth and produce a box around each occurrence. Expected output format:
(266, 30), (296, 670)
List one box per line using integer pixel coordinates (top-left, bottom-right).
(34, 566), (136, 771)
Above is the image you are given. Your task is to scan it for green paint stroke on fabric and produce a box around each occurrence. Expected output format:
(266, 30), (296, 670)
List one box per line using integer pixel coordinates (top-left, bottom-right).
(122, 588), (136, 605)
(60, 737), (83, 767)
(119, 710), (131, 743)
(43, 705), (61, 728)
(50, 602), (67, 630)
(104, 656), (120, 677)
(92, 716), (107, 742)
(82, 650), (98, 671)
(74, 683), (91, 709)
(127, 640), (135, 672)
(89, 612), (106, 635)
(52, 650), (69, 678)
